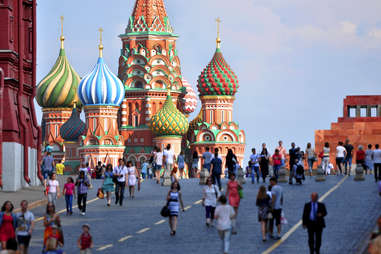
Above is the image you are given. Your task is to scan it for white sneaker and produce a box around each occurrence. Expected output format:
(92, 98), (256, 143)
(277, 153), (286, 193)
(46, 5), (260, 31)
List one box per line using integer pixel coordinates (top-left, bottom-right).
(81, 212), (85, 216)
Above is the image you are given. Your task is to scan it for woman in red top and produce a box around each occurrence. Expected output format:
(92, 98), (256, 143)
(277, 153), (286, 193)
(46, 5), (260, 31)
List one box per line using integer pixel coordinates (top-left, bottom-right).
(356, 145), (367, 173)
(0, 201), (16, 249)
(226, 173), (242, 234)
(272, 149), (282, 180)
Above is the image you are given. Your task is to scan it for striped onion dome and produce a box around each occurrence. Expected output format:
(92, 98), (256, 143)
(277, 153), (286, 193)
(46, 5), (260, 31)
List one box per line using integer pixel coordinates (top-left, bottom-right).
(78, 54), (124, 106)
(60, 106), (85, 142)
(36, 47), (81, 108)
(197, 48), (239, 96)
(150, 93), (189, 136)
(181, 78), (197, 114)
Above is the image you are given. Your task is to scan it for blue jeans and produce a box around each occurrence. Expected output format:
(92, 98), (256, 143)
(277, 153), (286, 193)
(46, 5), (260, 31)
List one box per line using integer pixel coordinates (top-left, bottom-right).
(251, 165), (260, 183)
(273, 165), (281, 179)
(203, 163), (211, 172)
(65, 194), (73, 213)
(344, 156), (352, 174)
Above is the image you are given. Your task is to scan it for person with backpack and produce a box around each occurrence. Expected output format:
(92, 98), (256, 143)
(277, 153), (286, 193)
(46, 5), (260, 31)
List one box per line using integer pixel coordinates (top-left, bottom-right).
(211, 148), (223, 191)
(292, 158), (304, 184)
(75, 171), (90, 215)
(41, 152), (55, 189)
(202, 177), (220, 227)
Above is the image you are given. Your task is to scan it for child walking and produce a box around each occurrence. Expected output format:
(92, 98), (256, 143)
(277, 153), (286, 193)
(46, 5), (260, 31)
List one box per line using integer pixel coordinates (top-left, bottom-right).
(78, 224), (93, 254)
(63, 177), (75, 216)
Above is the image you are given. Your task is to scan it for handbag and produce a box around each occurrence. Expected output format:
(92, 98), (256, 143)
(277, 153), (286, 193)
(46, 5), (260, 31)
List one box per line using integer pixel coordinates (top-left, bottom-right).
(267, 211), (273, 220)
(160, 202), (170, 217)
(97, 188), (104, 199)
(238, 187), (243, 199)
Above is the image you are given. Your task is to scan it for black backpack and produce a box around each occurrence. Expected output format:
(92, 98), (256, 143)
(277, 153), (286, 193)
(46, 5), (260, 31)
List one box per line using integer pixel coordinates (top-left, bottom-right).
(296, 164), (304, 175)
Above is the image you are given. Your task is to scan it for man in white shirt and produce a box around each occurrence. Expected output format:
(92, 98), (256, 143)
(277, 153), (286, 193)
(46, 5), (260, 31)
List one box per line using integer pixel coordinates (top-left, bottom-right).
(113, 158), (127, 206)
(335, 141), (347, 175)
(202, 147), (214, 173)
(163, 144), (176, 172)
(16, 200), (35, 254)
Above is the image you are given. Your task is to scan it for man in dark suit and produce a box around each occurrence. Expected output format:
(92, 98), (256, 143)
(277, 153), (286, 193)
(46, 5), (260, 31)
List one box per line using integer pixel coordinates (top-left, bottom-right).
(303, 192), (327, 254)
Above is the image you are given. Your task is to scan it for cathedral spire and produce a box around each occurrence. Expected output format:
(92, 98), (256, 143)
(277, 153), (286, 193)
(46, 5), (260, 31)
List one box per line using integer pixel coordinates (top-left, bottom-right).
(126, 0), (174, 35)
(216, 17), (221, 49)
(60, 16), (65, 49)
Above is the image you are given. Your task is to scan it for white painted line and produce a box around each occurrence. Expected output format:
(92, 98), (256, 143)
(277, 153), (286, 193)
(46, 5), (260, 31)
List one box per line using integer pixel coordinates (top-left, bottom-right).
(137, 227), (150, 234)
(118, 235), (133, 242)
(262, 176), (348, 254)
(194, 200), (202, 205)
(97, 244), (113, 251)
(155, 219), (166, 225)
(184, 205), (191, 211)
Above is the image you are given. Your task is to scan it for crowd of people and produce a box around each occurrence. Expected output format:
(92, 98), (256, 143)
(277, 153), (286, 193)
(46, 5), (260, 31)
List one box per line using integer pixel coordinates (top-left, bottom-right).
(1, 138), (381, 254)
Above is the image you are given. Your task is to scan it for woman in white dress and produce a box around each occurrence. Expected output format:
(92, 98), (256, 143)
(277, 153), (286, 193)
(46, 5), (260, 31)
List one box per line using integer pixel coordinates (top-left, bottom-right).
(127, 161), (139, 199)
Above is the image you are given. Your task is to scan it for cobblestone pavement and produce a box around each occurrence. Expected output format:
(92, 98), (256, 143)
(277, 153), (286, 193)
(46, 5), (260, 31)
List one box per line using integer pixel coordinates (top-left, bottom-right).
(26, 175), (380, 254)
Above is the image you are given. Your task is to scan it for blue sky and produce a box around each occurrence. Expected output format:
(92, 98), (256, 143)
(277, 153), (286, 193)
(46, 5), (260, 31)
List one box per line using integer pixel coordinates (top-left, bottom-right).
(36, 0), (381, 159)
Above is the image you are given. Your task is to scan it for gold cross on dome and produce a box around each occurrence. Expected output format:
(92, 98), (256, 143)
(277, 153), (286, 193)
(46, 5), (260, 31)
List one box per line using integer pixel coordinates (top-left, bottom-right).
(98, 27), (104, 57)
(216, 17), (222, 48)
(60, 16), (64, 36)
(59, 16), (65, 48)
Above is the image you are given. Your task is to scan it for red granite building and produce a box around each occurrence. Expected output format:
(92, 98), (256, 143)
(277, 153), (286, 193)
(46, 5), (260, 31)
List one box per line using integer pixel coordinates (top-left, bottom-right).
(315, 95), (381, 168)
(0, 0), (41, 191)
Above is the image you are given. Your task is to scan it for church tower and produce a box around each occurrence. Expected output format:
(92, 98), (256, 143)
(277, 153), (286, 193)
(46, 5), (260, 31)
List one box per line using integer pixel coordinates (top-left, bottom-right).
(189, 19), (245, 166)
(118, 0), (195, 165)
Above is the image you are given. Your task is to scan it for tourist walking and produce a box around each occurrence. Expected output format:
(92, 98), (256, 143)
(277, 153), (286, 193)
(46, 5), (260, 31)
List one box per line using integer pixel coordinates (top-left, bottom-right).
(225, 149), (238, 177)
(225, 173), (241, 234)
(202, 147), (213, 172)
(336, 141), (346, 175)
(272, 149), (282, 180)
(289, 142), (297, 184)
(302, 192), (327, 254)
(256, 185), (271, 241)
(41, 152), (55, 187)
(77, 224), (93, 254)
(365, 144), (374, 175)
(127, 161), (139, 199)
(154, 147), (163, 184)
(141, 160), (148, 179)
(102, 164), (115, 206)
(62, 177), (75, 216)
(76, 171), (90, 215)
(321, 142), (330, 175)
(214, 195), (235, 254)
(15, 200), (35, 254)
(47, 173), (60, 206)
(373, 144), (381, 182)
(55, 160), (64, 176)
(163, 144), (176, 174)
(356, 145), (366, 171)
(306, 143), (316, 177)
(260, 143), (270, 182)
(95, 161), (104, 179)
(276, 141), (287, 167)
(344, 139), (354, 175)
(269, 177), (283, 240)
(211, 148), (223, 191)
(166, 182), (185, 236)
(192, 151), (199, 178)
(250, 148), (260, 184)
(113, 159), (127, 206)
(202, 177), (220, 227)
(0, 201), (17, 250)
(43, 203), (63, 251)
(177, 151), (185, 179)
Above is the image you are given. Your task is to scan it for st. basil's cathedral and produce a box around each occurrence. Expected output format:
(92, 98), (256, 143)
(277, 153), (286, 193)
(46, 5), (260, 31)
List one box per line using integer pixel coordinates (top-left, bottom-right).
(36, 0), (246, 174)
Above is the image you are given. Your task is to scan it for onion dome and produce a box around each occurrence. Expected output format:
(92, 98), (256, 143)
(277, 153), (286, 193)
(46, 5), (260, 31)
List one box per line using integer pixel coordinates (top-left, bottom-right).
(36, 34), (81, 108)
(60, 105), (85, 141)
(197, 48), (239, 96)
(78, 29), (124, 106)
(150, 92), (189, 136)
(181, 78), (197, 114)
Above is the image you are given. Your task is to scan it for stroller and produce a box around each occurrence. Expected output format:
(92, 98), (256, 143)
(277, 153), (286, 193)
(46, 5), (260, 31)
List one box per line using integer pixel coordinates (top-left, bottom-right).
(295, 163), (304, 184)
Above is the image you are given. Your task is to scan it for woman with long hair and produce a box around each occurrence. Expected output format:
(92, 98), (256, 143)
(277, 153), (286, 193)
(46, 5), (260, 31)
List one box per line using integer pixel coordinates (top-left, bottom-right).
(256, 185), (271, 241)
(43, 202), (63, 251)
(0, 201), (17, 249)
(225, 149), (238, 177)
(127, 161), (139, 199)
(102, 164), (115, 206)
(63, 177), (75, 215)
(322, 142), (330, 175)
(225, 173), (241, 234)
(202, 177), (220, 227)
(166, 181), (185, 235)
(154, 146), (163, 184)
(260, 143), (270, 182)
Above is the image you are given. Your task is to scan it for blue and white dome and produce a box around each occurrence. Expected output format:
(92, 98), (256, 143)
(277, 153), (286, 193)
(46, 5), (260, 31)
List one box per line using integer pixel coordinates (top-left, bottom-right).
(78, 56), (124, 106)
